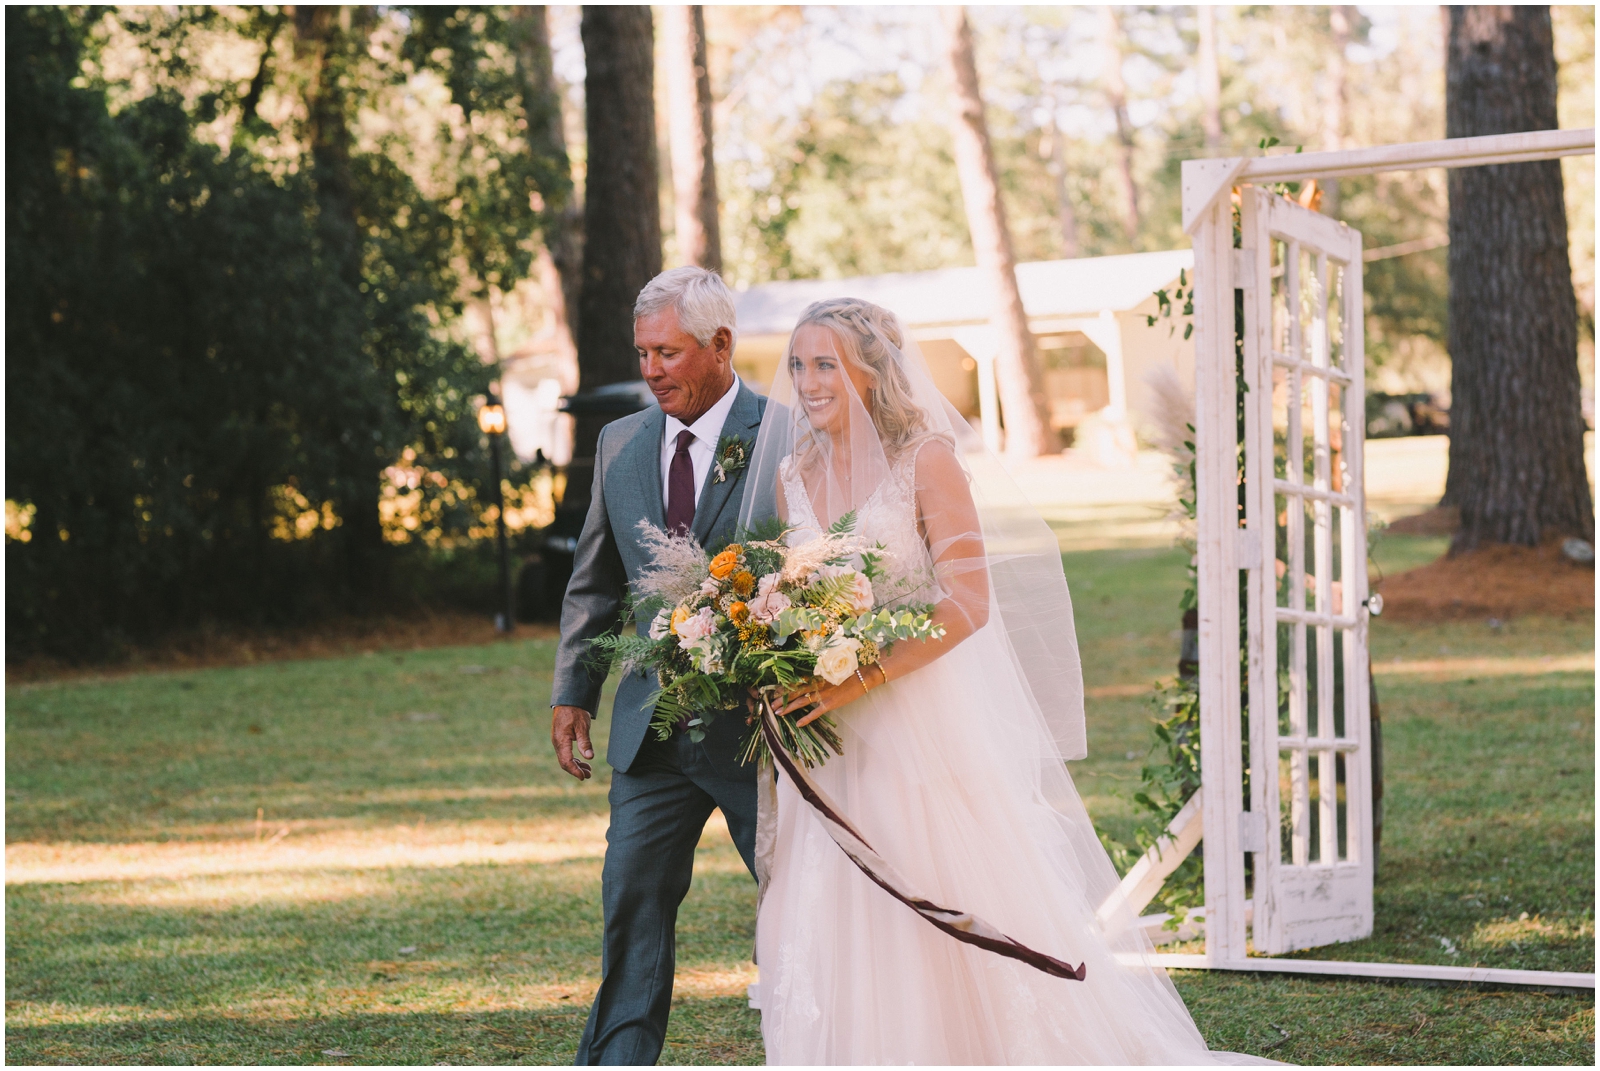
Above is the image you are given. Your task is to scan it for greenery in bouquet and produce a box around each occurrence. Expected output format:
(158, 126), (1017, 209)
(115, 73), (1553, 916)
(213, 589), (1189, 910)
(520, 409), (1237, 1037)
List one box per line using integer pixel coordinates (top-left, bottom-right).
(591, 514), (945, 768)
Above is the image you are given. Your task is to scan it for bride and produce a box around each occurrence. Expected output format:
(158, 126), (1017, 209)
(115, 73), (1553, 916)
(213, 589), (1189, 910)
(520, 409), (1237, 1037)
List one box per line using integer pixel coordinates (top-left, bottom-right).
(739, 298), (1263, 1065)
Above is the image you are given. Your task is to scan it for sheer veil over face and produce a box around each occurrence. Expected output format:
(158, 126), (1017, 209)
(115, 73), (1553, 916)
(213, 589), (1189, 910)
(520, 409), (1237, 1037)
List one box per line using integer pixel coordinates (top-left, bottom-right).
(737, 297), (1088, 762)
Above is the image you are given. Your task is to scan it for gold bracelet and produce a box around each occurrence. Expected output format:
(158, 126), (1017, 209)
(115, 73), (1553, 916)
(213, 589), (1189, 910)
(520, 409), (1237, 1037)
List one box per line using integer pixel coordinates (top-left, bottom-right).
(855, 668), (871, 692)
(877, 662), (890, 686)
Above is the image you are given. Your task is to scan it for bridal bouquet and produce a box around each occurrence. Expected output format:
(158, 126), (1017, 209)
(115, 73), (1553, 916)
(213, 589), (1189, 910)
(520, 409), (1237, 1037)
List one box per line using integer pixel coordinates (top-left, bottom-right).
(592, 516), (944, 768)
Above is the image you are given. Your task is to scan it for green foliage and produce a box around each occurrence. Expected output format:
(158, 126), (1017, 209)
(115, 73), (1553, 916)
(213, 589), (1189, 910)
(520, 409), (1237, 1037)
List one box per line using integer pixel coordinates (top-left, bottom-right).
(720, 73), (971, 286)
(4, 7), (569, 658)
(399, 6), (571, 294)
(1112, 212), (1251, 922)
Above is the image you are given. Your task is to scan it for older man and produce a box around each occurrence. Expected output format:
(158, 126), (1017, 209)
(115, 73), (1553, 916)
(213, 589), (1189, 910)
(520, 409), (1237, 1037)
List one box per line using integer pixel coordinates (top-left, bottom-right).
(551, 267), (766, 1065)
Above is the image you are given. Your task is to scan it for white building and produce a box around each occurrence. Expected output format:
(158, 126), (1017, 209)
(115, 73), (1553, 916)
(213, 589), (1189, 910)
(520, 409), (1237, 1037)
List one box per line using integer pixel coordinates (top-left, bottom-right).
(730, 249), (1196, 450)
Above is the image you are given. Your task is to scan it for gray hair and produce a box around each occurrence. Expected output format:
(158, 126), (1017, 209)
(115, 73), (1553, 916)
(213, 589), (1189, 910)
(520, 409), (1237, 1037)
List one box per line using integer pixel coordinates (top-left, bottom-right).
(634, 266), (739, 352)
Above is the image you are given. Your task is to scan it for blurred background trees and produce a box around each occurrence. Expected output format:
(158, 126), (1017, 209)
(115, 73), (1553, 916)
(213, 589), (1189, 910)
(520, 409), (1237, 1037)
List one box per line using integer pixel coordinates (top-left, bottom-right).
(7, 5), (572, 656)
(6, 5), (1594, 658)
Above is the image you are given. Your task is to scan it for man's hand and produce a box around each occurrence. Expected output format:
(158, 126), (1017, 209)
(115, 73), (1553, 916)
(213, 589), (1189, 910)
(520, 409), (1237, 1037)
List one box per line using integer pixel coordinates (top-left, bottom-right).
(552, 705), (595, 780)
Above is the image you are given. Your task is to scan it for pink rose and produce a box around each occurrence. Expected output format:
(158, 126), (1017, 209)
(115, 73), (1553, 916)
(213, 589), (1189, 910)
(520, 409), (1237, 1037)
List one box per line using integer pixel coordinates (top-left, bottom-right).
(675, 607), (716, 648)
(747, 590), (792, 625)
(818, 565), (875, 615)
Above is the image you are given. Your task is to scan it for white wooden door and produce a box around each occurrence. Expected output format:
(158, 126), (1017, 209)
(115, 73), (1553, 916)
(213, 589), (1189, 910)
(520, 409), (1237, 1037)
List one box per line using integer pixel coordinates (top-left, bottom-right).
(1239, 188), (1374, 955)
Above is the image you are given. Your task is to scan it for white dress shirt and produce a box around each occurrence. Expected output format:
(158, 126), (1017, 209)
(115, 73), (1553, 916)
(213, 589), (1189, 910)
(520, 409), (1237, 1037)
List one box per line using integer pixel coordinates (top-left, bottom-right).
(660, 376), (742, 515)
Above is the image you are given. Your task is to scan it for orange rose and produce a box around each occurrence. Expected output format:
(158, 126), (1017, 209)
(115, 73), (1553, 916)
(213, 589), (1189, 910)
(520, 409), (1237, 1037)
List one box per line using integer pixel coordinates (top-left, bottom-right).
(709, 549), (740, 579)
(730, 570), (756, 597)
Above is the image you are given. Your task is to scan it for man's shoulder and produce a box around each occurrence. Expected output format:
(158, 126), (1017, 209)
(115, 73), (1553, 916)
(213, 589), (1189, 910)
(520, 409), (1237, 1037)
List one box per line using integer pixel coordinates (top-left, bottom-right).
(597, 406), (662, 463)
(735, 380), (771, 425)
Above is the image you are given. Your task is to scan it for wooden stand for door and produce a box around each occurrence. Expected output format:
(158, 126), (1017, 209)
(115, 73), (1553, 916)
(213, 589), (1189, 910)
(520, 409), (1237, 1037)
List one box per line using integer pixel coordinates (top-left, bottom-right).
(1101, 128), (1596, 991)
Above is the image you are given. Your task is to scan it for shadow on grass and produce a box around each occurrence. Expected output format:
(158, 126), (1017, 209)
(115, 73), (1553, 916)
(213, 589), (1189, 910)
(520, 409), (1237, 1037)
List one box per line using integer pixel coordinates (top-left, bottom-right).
(6, 859), (761, 1066)
(1175, 969), (1594, 1066)
(5, 997), (765, 1066)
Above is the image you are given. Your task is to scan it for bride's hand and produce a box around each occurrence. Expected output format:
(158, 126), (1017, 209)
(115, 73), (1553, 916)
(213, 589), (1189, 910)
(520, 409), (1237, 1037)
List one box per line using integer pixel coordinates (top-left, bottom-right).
(777, 673), (869, 726)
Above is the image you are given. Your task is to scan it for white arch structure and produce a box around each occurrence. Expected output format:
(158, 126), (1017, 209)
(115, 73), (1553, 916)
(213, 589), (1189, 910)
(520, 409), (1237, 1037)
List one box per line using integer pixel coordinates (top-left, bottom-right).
(1113, 128), (1596, 990)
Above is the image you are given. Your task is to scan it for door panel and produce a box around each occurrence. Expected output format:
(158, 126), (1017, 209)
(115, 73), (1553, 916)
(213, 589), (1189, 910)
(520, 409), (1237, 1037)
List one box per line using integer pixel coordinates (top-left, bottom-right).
(1241, 187), (1373, 955)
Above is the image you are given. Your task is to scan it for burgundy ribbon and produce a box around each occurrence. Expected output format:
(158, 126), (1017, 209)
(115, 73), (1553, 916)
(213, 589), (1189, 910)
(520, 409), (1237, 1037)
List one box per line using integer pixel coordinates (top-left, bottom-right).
(760, 700), (1087, 982)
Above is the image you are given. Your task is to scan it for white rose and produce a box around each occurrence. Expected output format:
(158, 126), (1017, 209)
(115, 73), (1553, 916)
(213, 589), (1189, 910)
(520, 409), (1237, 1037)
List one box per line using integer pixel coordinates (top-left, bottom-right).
(649, 608), (672, 640)
(814, 633), (863, 686)
(675, 607), (716, 648)
(747, 590), (791, 625)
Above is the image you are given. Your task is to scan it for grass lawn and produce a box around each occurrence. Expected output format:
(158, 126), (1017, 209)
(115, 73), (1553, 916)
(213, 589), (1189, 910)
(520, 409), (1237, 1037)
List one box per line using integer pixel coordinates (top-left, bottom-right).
(6, 535), (1593, 1064)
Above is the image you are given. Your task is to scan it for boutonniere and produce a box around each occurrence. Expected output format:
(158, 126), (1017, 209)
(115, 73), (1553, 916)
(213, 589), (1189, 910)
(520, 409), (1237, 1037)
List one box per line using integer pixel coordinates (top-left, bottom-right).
(712, 435), (750, 484)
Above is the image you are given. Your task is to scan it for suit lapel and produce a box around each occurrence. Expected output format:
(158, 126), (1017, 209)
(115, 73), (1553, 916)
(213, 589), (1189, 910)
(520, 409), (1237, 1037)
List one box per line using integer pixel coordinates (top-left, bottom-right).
(618, 406), (667, 532)
(692, 383), (764, 546)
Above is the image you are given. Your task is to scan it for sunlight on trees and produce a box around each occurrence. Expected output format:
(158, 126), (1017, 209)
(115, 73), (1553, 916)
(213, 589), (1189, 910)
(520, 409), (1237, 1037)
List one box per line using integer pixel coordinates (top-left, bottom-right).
(7, 5), (1593, 652)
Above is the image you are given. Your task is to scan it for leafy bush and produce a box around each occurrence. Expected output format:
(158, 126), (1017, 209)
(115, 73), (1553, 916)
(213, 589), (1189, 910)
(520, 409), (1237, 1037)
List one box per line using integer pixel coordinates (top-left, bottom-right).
(4, 8), (530, 657)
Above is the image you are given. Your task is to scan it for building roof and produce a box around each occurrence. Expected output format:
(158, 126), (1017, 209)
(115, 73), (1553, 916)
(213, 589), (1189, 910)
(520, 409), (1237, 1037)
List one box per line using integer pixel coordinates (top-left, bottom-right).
(731, 249), (1195, 336)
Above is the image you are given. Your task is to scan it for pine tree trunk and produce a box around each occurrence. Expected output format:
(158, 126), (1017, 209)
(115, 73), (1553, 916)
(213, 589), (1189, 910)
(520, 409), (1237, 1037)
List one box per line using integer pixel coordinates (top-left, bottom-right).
(941, 7), (1056, 459)
(575, 3), (661, 462)
(1099, 6), (1140, 244)
(513, 5), (580, 375)
(1196, 5), (1223, 153)
(1442, 5), (1592, 549)
(663, 5), (722, 271)
(293, 5), (388, 599)
(1320, 6), (1353, 219)
(1041, 107), (1079, 259)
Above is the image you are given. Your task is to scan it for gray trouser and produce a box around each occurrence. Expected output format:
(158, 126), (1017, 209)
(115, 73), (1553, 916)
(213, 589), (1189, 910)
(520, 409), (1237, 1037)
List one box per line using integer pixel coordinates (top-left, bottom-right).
(576, 730), (758, 1066)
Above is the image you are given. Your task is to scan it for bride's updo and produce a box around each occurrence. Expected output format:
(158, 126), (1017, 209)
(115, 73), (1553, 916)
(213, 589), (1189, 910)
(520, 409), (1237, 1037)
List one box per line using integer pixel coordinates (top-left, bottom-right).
(792, 298), (938, 458)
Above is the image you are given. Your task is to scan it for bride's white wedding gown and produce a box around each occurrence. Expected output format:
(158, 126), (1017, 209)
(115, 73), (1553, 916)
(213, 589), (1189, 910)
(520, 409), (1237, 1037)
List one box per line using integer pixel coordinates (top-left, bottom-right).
(755, 451), (1236, 1065)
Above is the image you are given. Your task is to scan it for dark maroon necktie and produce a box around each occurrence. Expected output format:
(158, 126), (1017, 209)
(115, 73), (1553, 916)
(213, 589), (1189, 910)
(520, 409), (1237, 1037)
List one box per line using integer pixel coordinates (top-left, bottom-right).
(666, 429), (696, 536)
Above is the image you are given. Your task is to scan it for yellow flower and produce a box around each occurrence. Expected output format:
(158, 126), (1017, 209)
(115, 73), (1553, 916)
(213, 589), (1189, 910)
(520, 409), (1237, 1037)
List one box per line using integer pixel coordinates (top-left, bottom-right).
(730, 570), (756, 597)
(709, 548), (741, 579)
(670, 606), (692, 635)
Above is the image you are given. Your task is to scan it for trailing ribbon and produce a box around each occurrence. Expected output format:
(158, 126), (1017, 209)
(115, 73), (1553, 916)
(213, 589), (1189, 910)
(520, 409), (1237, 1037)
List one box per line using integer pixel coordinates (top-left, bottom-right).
(759, 698), (1087, 982)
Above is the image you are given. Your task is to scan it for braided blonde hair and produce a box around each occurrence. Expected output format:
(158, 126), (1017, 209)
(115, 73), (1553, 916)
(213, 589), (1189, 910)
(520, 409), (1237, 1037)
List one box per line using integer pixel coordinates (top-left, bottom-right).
(790, 298), (946, 459)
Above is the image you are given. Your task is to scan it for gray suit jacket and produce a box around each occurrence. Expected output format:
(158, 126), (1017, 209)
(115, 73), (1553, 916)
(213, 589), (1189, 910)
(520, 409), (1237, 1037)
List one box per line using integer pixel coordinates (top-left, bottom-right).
(551, 382), (769, 776)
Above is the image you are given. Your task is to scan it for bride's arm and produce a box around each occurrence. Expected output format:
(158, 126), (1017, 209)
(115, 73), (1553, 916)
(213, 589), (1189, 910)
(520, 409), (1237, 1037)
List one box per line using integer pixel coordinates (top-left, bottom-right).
(784, 440), (990, 722)
(876, 438), (990, 667)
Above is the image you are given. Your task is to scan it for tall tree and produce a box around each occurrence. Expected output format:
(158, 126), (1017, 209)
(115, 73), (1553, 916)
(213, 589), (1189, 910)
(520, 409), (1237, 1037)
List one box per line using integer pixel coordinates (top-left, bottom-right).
(1442, 5), (1592, 548)
(1099, 6), (1140, 244)
(513, 4), (580, 373)
(1320, 6), (1353, 218)
(575, 6), (661, 457)
(941, 6), (1056, 458)
(292, 4), (390, 596)
(1196, 5), (1223, 153)
(577, 5), (661, 390)
(663, 5), (722, 271)
(1039, 99), (1080, 259)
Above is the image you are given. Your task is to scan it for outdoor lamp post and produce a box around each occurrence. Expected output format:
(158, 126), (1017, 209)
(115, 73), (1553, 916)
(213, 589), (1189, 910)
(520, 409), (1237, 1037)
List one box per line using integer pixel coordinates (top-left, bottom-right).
(478, 397), (515, 633)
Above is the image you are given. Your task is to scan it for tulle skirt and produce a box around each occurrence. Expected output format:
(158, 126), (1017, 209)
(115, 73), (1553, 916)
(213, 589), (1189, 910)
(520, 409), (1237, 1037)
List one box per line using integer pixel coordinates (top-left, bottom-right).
(755, 623), (1239, 1066)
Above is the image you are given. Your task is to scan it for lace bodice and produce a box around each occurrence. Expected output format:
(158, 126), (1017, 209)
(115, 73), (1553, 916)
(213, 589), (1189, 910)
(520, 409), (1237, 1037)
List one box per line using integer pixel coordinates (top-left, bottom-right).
(779, 448), (941, 607)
